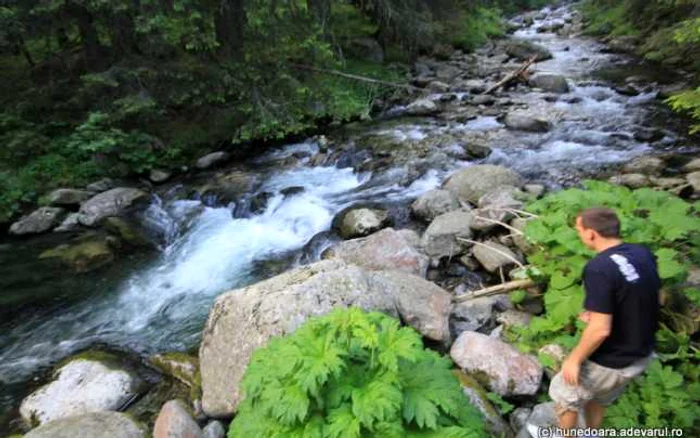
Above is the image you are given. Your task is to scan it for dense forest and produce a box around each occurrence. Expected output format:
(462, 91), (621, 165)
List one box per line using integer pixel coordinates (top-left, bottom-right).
(0, 0), (549, 225)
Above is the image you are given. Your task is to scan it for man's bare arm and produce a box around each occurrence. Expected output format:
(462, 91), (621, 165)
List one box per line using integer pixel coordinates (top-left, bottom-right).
(562, 311), (612, 385)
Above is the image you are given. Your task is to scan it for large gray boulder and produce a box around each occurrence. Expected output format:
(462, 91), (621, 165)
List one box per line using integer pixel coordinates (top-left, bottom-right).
(20, 357), (145, 426)
(503, 40), (553, 61)
(9, 207), (66, 235)
(333, 207), (390, 239)
(153, 400), (203, 438)
(609, 173), (651, 189)
(443, 165), (523, 204)
(473, 241), (521, 273)
(529, 74), (569, 93)
(24, 412), (145, 438)
(687, 171), (700, 193)
(78, 188), (150, 226)
(450, 331), (543, 396)
(504, 112), (552, 133)
(323, 228), (429, 277)
(411, 189), (461, 222)
(622, 156), (665, 176)
(420, 210), (474, 258)
(47, 189), (92, 206)
(199, 260), (452, 417)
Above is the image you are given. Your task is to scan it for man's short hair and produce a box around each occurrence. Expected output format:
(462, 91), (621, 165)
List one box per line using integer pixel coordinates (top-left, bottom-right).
(577, 207), (621, 238)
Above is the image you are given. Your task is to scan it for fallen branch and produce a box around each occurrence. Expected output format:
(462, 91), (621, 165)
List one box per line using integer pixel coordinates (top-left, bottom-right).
(480, 206), (539, 219)
(453, 279), (535, 302)
(457, 238), (525, 269)
(482, 55), (538, 95)
(291, 64), (421, 91)
(472, 214), (524, 235)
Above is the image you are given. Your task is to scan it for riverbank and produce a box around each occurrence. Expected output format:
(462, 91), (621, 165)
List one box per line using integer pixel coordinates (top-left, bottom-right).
(2, 2), (700, 437)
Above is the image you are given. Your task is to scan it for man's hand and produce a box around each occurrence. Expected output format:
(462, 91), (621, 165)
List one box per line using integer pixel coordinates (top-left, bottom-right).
(562, 356), (581, 386)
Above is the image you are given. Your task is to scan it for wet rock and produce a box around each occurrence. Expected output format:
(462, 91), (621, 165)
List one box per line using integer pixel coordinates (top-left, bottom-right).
(24, 412), (146, 438)
(450, 331), (543, 396)
(150, 353), (200, 394)
(104, 217), (152, 248)
(464, 141), (493, 159)
(47, 189), (92, 207)
(411, 189), (461, 222)
(473, 241), (521, 273)
(608, 173), (651, 189)
(435, 64), (462, 83)
(420, 210), (474, 258)
(324, 228), (429, 277)
(40, 239), (114, 273)
(86, 178), (116, 193)
(529, 74), (569, 93)
(196, 151), (229, 169)
(537, 20), (565, 33)
(405, 98), (439, 116)
(78, 188), (150, 227)
(453, 370), (515, 438)
(199, 260), (452, 416)
(427, 81), (450, 93)
(149, 169), (171, 184)
(615, 84), (640, 96)
(20, 355), (145, 426)
(54, 212), (82, 233)
(9, 207), (66, 235)
(496, 309), (532, 328)
(202, 421), (226, 438)
(451, 295), (507, 335)
(503, 40), (553, 61)
(682, 158), (700, 172)
(634, 129), (665, 142)
(333, 207), (390, 239)
(153, 400), (203, 438)
(280, 186), (305, 197)
(504, 112), (552, 133)
(605, 36), (639, 54)
(443, 165), (523, 204)
(622, 156), (665, 176)
(471, 95), (497, 106)
(687, 171), (700, 193)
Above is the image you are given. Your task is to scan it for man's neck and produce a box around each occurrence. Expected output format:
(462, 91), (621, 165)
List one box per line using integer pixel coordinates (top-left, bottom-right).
(595, 239), (623, 253)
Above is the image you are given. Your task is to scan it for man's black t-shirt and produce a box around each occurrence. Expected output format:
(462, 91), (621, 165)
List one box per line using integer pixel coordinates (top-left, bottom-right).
(583, 243), (660, 369)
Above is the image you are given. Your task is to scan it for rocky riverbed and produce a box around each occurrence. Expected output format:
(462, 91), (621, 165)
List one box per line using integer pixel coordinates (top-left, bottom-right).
(1, 2), (699, 437)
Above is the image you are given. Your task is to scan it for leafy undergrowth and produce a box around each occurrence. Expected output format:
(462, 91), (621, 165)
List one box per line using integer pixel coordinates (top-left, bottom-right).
(229, 308), (487, 438)
(507, 180), (700, 431)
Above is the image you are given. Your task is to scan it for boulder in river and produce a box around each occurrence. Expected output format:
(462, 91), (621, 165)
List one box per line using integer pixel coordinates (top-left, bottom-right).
(502, 39), (553, 61)
(77, 188), (150, 227)
(54, 212), (82, 233)
(411, 189), (461, 222)
(528, 73), (569, 93)
(195, 151), (229, 169)
(405, 98), (439, 116)
(420, 210), (474, 258)
(24, 411), (146, 438)
(622, 155), (665, 176)
(9, 206), (66, 235)
(333, 206), (390, 239)
(39, 238), (115, 273)
(20, 354), (146, 426)
(443, 164), (523, 204)
(149, 353), (200, 394)
(608, 173), (651, 189)
(153, 400), (203, 438)
(199, 259), (452, 416)
(450, 331), (543, 396)
(149, 169), (172, 184)
(503, 112), (552, 133)
(323, 227), (428, 277)
(47, 188), (93, 206)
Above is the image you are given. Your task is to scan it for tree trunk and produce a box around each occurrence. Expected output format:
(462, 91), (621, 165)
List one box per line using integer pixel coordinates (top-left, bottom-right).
(215, 0), (246, 60)
(65, 1), (104, 70)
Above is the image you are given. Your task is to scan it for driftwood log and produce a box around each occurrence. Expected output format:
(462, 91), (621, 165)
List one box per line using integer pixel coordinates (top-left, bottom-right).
(482, 55), (538, 95)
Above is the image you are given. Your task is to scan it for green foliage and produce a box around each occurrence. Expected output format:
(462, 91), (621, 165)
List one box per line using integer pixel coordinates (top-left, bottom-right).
(605, 360), (700, 431)
(229, 308), (487, 438)
(447, 7), (504, 52)
(485, 392), (514, 416)
(513, 181), (700, 346)
(667, 87), (700, 134)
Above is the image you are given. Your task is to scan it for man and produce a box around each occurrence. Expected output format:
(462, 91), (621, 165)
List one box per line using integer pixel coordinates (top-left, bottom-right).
(528, 207), (660, 437)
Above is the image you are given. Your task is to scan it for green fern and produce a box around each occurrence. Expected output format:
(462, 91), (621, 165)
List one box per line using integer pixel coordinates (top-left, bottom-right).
(229, 308), (487, 438)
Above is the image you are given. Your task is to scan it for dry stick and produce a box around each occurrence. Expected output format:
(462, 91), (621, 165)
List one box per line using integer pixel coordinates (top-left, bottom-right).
(473, 215), (524, 235)
(290, 64), (422, 91)
(453, 279), (535, 302)
(481, 206), (540, 219)
(482, 55), (539, 95)
(457, 238), (525, 269)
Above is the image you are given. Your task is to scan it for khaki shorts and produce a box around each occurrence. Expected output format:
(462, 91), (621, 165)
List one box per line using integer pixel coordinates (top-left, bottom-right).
(549, 354), (654, 416)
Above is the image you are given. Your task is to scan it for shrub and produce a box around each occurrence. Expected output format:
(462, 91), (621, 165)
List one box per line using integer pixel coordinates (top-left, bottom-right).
(229, 307), (487, 438)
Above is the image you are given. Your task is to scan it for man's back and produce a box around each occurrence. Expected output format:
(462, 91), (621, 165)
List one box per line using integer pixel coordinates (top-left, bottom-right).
(582, 242), (661, 368)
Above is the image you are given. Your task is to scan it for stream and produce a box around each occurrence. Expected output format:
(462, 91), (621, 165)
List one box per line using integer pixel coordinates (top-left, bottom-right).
(1, 3), (697, 429)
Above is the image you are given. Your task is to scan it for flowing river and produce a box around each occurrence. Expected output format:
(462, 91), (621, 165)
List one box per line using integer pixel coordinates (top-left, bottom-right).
(0, 3), (697, 428)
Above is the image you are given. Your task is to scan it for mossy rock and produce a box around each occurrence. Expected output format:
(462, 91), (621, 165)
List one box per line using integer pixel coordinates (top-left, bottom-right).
(39, 239), (114, 273)
(149, 352), (201, 400)
(453, 370), (515, 438)
(104, 217), (153, 248)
